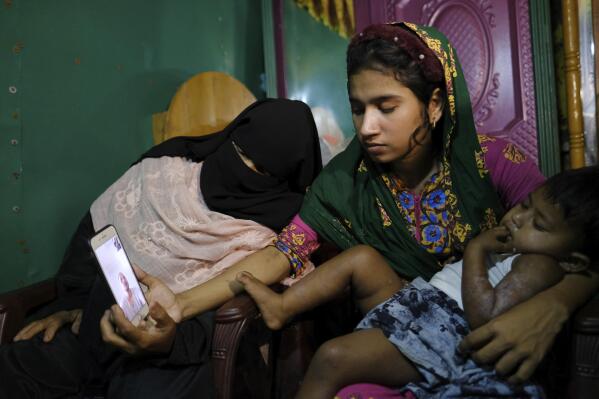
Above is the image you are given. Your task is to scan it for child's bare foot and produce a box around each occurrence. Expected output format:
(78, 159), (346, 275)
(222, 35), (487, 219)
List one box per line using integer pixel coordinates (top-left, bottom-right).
(236, 271), (288, 330)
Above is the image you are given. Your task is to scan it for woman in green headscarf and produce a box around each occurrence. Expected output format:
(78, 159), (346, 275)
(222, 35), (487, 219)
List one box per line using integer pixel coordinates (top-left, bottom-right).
(101, 22), (599, 394)
(279, 21), (598, 395)
(299, 22), (505, 281)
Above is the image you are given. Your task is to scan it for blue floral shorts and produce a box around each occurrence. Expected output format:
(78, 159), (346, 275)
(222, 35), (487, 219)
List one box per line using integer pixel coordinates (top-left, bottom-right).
(357, 278), (544, 398)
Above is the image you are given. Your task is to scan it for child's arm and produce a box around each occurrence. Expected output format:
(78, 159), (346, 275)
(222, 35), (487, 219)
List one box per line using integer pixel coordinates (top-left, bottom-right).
(462, 227), (565, 329)
(239, 245), (404, 330)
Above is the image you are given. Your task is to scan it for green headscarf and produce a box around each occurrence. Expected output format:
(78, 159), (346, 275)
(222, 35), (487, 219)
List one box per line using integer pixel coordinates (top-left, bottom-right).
(299, 22), (503, 280)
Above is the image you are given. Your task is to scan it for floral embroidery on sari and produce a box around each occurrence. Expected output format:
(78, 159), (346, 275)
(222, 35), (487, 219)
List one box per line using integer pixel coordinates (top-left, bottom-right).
(275, 222), (320, 278)
(475, 135), (493, 178)
(274, 241), (304, 278)
(477, 134), (496, 144)
(406, 23), (459, 156)
(376, 198), (392, 227)
(481, 208), (498, 231)
(475, 149), (488, 178)
(382, 164), (462, 257)
(452, 219), (472, 244)
(502, 143), (526, 164)
(358, 159), (368, 173)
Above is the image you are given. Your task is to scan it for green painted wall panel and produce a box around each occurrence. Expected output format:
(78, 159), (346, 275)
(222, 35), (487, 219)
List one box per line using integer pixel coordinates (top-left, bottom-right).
(0, 0), (264, 292)
(282, 0), (353, 154)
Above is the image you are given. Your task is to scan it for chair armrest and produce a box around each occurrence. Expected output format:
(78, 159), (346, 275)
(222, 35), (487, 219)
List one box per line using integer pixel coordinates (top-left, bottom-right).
(0, 278), (57, 344)
(214, 293), (260, 324)
(569, 294), (599, 399)
(574, 294), (599, 333)
(212, 292), (266, 399)
(213, 283), (288, 324)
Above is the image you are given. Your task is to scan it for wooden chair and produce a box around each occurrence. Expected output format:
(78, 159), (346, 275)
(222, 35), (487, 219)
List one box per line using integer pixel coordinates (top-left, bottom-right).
(152, 70), (256, 143)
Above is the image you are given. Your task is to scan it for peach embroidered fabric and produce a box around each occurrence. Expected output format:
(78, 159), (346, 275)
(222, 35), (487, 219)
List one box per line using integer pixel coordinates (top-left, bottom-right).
(90, 157), (305, 293)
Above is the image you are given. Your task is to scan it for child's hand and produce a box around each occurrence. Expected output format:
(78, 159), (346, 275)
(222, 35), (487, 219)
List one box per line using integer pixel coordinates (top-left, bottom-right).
(467, 226), (514, 255)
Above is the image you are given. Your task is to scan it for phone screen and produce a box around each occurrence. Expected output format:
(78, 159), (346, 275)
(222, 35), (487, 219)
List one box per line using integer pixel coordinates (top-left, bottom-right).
(93, 233), (148, 322)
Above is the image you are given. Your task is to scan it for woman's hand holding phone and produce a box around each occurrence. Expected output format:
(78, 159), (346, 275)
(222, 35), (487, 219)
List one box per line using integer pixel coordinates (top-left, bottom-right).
(100, 302), (176, 355)
(131, 265), (183, 323)
(100, 265), (181, 355)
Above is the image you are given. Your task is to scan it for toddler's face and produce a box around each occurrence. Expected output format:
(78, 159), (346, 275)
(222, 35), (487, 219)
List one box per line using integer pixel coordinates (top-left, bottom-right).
(499, 187), (581, 260)
(348, 68), (436, 167)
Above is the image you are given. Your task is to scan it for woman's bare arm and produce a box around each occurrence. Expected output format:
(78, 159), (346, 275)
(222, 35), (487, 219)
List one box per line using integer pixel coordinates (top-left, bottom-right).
(543, 268), (599, 313)
(177, 245), (290, 320)
(101, 245), (291, 353)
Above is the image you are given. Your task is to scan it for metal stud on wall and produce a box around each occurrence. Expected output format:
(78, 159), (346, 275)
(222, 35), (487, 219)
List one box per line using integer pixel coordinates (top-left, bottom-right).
(1, 0), (27, 288)
(0, 1), (267, 293)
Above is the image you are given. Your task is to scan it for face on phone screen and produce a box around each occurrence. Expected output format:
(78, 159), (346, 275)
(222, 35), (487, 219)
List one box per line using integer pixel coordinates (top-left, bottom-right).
(94, 235), (147, 322)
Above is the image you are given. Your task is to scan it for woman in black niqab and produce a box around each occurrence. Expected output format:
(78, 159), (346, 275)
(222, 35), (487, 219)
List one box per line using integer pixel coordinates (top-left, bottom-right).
(0, 99), (323, 399)
(141, 98), (322, 231)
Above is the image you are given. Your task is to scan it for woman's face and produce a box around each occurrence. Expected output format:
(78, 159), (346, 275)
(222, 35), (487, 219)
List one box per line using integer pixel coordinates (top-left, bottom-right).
(349, 68), (440, 167)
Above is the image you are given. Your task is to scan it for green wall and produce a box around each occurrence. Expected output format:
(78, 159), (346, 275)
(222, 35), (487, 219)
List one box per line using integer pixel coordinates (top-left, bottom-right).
(282, 0), (353, 143)
(0, 0), (264, 292)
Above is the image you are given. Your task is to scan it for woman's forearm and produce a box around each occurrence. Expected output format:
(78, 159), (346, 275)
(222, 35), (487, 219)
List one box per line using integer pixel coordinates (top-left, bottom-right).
(177, 246), (290, 320)
(540, 268), (599, 316)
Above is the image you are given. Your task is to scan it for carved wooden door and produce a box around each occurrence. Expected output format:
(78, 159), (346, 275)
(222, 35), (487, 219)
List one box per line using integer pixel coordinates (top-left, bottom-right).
(354, 0), (539, 162)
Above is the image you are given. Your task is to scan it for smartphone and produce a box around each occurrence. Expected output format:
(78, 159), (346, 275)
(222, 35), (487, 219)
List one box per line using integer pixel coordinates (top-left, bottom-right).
(90, 225), (149, 326)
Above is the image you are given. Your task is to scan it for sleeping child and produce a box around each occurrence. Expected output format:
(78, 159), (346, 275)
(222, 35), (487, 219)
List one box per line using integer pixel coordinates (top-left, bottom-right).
(236, 165), (599, 398)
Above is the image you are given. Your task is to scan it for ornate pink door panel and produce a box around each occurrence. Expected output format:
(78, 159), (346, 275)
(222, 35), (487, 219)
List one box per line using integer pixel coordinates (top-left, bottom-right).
(354, 0), (539, 162)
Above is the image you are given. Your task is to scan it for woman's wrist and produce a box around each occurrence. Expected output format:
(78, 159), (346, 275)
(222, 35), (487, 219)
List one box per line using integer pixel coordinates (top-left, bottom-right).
(557, 271), (599, 313)
(539, 289), (570, 324)
(536, 274), (594, 322)
(175, 292), (192, 321)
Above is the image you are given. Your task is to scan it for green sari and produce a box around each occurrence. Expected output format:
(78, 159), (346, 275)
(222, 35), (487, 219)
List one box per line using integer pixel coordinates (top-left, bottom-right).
(299, 23), (503, 280)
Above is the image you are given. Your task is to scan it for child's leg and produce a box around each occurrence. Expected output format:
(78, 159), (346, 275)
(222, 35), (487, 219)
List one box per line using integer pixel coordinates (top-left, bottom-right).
(237, 245), (404, 330)
(296, 328), (421, 399)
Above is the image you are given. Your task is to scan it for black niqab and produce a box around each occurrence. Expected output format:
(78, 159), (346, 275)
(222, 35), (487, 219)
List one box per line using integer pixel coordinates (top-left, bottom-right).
(139, 98), (322, 231)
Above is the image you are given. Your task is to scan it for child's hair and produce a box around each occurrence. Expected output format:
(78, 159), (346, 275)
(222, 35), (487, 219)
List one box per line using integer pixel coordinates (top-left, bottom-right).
(544, 165), (599, 260)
